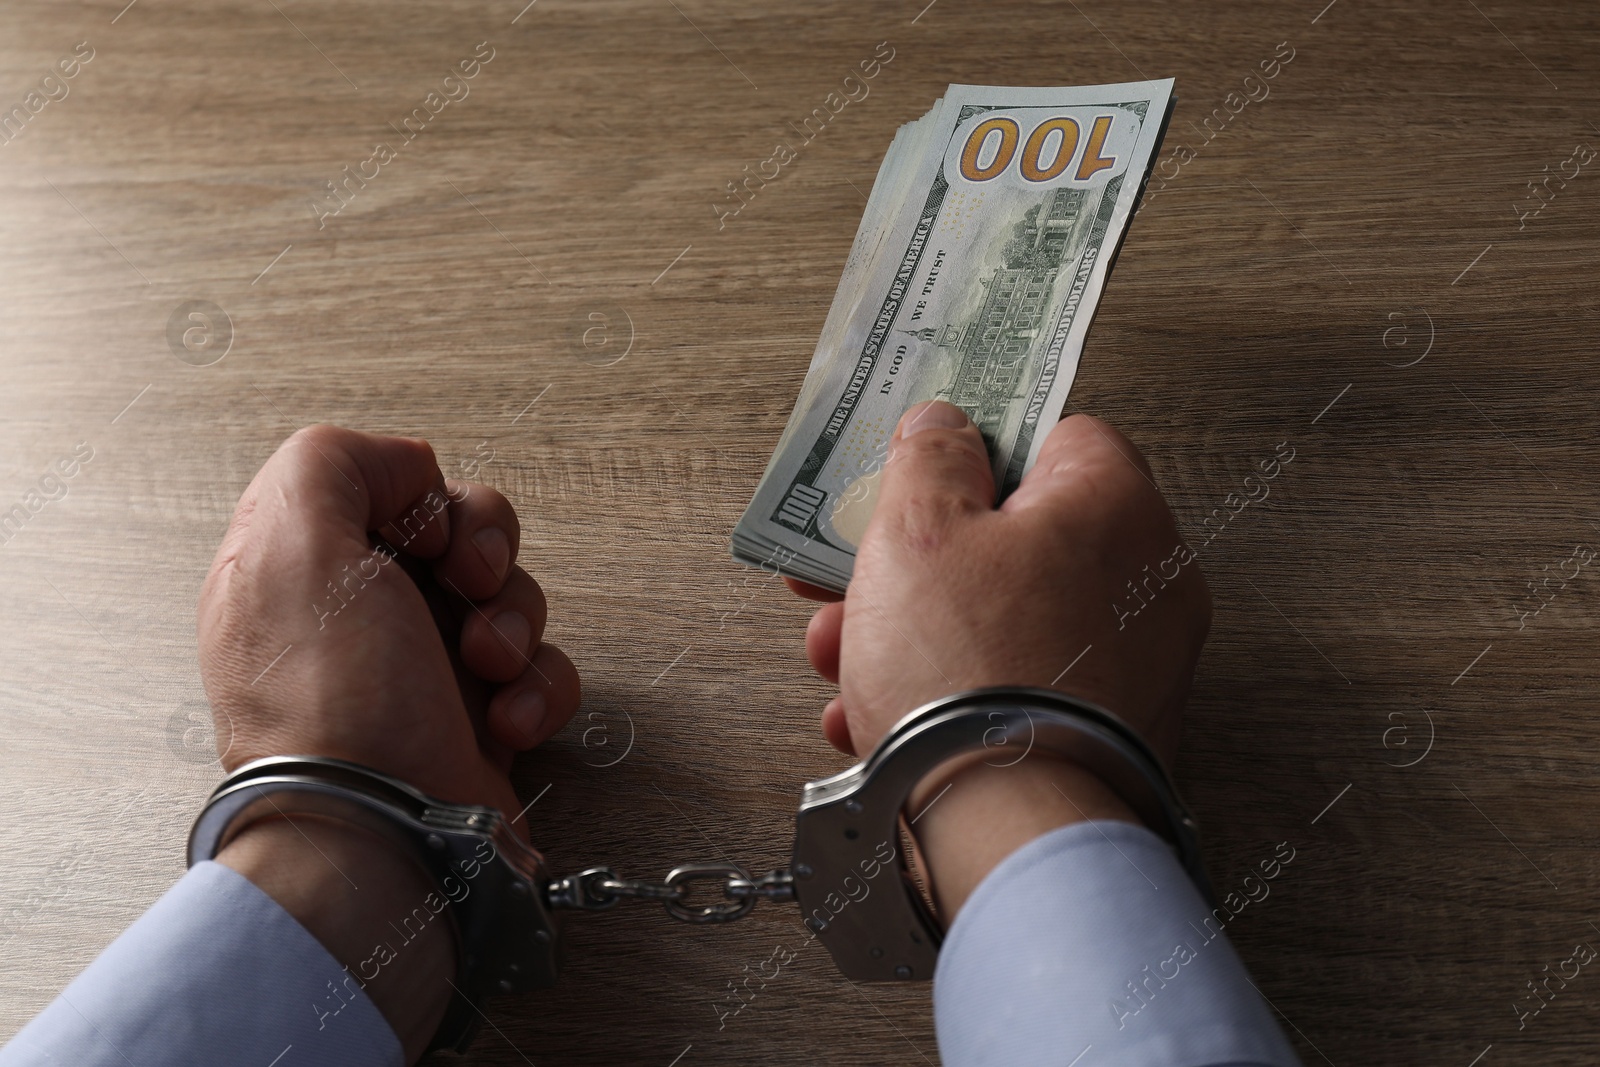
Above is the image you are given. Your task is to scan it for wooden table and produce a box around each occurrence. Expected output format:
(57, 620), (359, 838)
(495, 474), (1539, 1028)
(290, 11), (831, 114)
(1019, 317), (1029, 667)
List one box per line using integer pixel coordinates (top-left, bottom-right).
(2, 0), (1597, 1062)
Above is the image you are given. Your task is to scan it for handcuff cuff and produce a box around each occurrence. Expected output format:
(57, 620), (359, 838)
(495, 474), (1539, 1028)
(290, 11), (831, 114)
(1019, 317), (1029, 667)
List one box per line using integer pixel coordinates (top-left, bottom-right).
(188, 686), (1210, 1053)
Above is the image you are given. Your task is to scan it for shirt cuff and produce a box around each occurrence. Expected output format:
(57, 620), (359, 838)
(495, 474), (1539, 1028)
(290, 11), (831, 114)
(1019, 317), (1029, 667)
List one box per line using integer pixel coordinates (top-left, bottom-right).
(0, 861), (402, 1067)
(933, 820), (1302, 1067)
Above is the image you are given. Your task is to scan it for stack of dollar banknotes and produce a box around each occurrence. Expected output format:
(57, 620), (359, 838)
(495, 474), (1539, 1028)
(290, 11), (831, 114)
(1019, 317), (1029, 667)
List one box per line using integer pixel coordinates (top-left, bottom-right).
(732, 80), (1176, 591)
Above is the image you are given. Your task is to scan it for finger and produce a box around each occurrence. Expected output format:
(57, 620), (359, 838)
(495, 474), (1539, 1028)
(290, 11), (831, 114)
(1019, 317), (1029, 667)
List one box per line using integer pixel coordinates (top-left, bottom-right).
(377, 491), (451, 560)
(489, 643), (582, 750)
(873, 402), (996, 538)
(784, 577), (845, 603)
(806, 601), (844, 683)
(451, 644), (517, 776)
(435, 479), (521, 600)
(1004, 413), (1155, 517)
(821, 697), (855, 756)
(460, 567), (549, 683)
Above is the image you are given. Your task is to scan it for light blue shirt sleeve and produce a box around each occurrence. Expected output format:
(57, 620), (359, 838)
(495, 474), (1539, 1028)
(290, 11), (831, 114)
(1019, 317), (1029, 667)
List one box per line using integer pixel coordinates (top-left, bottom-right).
(0, 861), (402, 1067)
(933, 820), (1303, 1067)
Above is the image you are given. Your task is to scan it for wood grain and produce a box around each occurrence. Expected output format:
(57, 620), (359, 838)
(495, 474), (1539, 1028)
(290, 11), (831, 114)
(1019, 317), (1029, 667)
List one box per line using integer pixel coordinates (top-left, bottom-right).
(2, 0), (1598, 1063)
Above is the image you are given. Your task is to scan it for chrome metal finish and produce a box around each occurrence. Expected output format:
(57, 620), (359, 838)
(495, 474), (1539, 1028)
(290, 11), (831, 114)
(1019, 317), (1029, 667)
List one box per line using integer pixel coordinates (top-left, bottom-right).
(185, 686), (1205, 1052)
(188, 756), (562, 1054)
(544, 862), (794, 923)
(789, 686), (1209, 982)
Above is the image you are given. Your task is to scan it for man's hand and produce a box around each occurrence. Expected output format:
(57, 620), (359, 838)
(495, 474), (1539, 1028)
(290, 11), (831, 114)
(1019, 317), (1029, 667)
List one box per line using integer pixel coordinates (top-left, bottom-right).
(793, 401), (1210, 917)
(198, 425), (580, 1060)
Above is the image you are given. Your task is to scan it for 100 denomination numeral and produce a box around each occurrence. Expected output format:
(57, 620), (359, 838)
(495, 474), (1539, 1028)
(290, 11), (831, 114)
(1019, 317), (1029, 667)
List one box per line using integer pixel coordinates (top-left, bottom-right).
(958, 114), (1118, 183)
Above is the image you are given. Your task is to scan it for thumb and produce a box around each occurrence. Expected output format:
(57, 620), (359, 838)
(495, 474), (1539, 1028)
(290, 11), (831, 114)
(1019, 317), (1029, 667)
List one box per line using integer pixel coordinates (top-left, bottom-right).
(873, 401), (996, 529)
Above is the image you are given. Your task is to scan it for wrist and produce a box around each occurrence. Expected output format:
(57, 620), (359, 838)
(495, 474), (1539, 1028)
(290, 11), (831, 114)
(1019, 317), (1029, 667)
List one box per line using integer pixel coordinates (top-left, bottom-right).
(217, 814), (456, 1063)
(911, 753), (1142, 919)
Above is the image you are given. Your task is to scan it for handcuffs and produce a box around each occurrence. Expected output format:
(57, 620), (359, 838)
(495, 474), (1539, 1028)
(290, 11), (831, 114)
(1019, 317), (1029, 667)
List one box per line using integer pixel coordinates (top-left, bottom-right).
(189, 686), (1210, 1053)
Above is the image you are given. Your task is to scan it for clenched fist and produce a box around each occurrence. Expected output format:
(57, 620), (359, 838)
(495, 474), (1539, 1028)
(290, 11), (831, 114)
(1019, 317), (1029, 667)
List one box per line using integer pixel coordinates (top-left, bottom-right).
(198, 425), (580, 1059)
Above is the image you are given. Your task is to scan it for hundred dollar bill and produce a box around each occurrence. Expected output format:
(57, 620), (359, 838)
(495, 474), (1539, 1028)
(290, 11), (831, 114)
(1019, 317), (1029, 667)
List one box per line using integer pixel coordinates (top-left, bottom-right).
(734, 80), (1175, 591)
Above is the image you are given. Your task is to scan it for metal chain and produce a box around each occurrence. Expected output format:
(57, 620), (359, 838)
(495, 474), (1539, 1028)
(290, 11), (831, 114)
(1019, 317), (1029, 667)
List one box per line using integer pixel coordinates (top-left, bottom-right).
(545, 861), (795, 924)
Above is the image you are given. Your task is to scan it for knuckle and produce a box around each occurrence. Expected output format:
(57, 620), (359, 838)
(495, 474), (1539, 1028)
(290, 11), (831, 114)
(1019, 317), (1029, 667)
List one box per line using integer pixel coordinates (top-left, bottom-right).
(885, 489), (965, 555)
(888, 433), (990, 491)
(1049, 415), (1153, 478)
(284, 423), (347, 454)
(479, 484), (516, 516)
(1063, 460), (1148, 523)
(895, 429), (981, 466)
(279, 425), (364, 488)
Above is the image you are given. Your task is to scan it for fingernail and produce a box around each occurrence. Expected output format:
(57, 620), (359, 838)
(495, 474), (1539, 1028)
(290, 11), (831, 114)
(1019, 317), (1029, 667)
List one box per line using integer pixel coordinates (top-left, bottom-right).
(507, 689), (546, 742)
(490, 610), (530, 655)
(903, 400), (970, 437)
(472, 526), (510, 579)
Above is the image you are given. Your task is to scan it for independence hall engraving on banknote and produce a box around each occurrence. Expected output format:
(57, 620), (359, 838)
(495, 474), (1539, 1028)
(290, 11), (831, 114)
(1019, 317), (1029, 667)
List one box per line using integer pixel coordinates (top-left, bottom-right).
(901, 186), (1087, 445)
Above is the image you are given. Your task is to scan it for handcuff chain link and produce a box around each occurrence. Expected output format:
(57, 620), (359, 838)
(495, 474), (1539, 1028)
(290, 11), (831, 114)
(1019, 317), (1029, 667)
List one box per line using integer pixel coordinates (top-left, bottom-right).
(544, 862), (795, 924)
